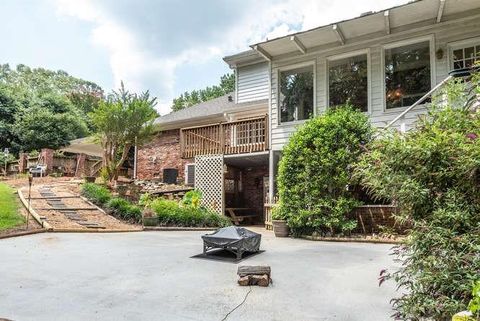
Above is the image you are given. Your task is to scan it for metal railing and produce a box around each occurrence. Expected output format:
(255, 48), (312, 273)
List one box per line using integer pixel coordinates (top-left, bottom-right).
(384, 67), (478, 130)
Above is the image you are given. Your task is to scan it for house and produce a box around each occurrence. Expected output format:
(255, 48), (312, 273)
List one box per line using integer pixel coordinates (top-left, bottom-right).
(137, 0), (480, 226)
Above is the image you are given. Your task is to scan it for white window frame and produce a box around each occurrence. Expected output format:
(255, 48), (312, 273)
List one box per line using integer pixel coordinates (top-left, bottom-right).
(447, 37), (480, 71)
(381, 35), (436, 113)
(326, 48), (371, 114)
(277, 60), (317, 126)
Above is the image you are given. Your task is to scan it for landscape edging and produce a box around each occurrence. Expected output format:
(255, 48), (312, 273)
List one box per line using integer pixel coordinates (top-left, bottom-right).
(301, 235), (402, 244)
(144, 226), (217, 232)
(0, 229), (46, 240)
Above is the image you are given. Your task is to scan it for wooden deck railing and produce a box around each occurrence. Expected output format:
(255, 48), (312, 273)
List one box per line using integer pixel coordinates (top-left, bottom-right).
(180, 115), (269, 158)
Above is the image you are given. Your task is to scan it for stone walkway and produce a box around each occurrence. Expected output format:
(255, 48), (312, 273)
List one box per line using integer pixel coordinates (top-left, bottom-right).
(18, 182), (140, 231)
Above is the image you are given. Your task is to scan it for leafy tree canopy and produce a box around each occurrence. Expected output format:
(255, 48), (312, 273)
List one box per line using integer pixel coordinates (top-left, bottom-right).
(171, 73), (234, 112)
(90, 83), (158, 183)
(0, 64), (104, 154)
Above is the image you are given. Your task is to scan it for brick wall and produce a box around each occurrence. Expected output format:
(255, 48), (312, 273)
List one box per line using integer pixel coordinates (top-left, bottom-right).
(350, 205), (404, 234)
(242, 166), (269, 221)
(137, 129), (193, 183)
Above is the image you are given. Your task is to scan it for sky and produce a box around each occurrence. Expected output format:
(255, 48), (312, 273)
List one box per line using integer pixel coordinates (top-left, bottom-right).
(0, 0), (409, 114)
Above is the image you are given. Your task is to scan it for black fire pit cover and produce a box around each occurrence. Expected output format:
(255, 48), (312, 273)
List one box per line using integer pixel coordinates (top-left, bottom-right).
(202, 226), (261, 253)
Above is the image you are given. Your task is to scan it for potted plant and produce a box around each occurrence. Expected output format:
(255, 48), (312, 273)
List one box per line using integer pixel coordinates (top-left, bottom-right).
(271, 205), (289, 237)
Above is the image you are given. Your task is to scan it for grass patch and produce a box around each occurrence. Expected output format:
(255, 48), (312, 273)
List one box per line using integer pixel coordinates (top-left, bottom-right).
(0, 183), (24, 230)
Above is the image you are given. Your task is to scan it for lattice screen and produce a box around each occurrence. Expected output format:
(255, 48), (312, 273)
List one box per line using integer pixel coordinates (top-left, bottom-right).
(194, 154), (224, 214)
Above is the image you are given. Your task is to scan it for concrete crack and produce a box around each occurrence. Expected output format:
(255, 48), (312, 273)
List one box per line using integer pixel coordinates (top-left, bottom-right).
(220, 286), (253, 321)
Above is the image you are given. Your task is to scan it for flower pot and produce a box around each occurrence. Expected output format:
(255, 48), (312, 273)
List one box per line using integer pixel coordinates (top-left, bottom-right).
(84, 176), (96, 183)
(272, 220), (289, 237)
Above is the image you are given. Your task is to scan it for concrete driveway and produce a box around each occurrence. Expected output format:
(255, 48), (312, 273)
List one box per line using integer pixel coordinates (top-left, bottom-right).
(0, 230), (399, 321)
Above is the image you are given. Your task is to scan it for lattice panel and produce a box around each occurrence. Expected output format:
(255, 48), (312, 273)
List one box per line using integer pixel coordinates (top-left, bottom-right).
(194, 154), (224, 214)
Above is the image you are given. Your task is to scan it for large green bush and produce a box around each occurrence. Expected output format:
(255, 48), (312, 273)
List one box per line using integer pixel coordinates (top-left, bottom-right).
(357, 75), (480, 320)
(276, 106), (373, 236)
(80, 183), (112, 206)
(149, 198), (231, 228)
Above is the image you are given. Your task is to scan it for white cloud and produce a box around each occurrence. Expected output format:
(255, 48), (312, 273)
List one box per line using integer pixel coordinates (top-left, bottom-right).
(54, 0), (409, 115)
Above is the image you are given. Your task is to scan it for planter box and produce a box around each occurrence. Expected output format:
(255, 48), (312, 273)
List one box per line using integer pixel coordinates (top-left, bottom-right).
(272, 220), (289, 237)
(84, 176), (96, 183)
(143, 216), (159, 227)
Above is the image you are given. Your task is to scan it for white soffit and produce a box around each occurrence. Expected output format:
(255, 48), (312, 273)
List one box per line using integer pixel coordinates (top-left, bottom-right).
(251, 0), (480, 59)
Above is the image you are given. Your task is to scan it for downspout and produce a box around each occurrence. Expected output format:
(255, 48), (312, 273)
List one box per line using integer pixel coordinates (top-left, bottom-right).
(267, 60), (275, 204)
(133, 136), (138, 180)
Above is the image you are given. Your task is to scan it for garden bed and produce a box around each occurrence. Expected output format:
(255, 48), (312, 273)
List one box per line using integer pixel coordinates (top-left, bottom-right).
(301, 233), (403, 244)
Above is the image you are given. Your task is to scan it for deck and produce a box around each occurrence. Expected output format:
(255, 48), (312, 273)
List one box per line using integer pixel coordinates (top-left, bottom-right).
(180, 115), (269, 158)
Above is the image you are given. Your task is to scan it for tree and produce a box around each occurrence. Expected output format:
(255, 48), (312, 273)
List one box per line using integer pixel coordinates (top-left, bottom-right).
(171, 73), (235, 112)
(0, 63), (104, 154)
(90, 83), (158, 183)
(14, 106), (88, 151)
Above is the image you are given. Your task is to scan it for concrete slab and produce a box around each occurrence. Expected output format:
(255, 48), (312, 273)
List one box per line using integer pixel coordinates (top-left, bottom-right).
(0, 230), (399, 321)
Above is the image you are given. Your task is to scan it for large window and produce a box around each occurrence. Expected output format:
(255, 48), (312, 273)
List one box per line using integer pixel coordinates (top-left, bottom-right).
(385, 40), (431, 109)
(279, 66), (314, 123)
(328, 53), (368, 112)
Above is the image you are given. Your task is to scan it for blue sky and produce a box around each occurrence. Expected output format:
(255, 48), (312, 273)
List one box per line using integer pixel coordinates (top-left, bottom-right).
(0, 0), (408, 114)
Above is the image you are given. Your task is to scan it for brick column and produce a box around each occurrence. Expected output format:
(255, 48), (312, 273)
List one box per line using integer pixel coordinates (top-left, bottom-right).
(18, 153), (28, 173)
(75, 153), (87, 177)
(40, 148), (54, 174)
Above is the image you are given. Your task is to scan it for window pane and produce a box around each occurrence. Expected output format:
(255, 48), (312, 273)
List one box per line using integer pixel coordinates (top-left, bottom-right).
(385, 41), (431, 109)
(453, 49), (463, 60)
(329, 54), (368, 112)
(454, 61), (464, 70)
(280, 66), (314, 122)
(465, 47), (475, 59)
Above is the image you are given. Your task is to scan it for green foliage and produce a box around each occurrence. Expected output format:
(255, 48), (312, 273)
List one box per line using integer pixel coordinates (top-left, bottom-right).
(149, 198), (231, 228)
(277, 106), (373, 235)
(468, 281), (480, 317)
(181, 190), (202, 209)
(106, 197), (142, 223)
(0, 64), (103, 154)
(90, 83), (158, 183)
(171, 73), (235, 112)
(357, 73), (480, 320)
(80, 183), (112, 206)
(0, 182), (24, 230)
(14, 106), (88, 151)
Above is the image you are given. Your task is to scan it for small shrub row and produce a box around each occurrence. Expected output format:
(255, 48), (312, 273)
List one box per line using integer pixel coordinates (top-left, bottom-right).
(81, 183), (141, 223)
(148, 198), (231, 228)
(80, 183), (112, 206)
(106, 197), (142, 223)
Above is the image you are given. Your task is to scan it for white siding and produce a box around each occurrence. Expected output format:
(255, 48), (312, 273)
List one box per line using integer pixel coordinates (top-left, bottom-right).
(237, 63), (269, 103)
(268, 16), (480, 150)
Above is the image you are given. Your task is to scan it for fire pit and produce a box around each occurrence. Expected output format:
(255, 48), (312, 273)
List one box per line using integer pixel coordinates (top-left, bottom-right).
(202, 226), (261, 260)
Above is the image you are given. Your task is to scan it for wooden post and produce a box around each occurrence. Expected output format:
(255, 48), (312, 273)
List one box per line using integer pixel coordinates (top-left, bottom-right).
(219, 123), (225, 154)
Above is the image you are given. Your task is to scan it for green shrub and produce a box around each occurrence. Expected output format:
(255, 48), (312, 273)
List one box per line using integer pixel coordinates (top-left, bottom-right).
(358, 74), (480, 320)
(277, 106), (372, 235)
(81, 183), (112, 206)
(181, 189), (202, 209)
(106, 197), (142, 223)
(149, 198), (230, 227)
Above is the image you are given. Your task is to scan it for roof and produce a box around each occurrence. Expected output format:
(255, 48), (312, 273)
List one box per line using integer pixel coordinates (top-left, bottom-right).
(61, 137), (103, 158)
(224, 0), (480, 65)
(154, 93), (268, 130)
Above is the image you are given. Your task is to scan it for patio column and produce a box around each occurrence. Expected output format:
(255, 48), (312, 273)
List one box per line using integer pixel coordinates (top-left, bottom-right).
(268, 150), (274, 203)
